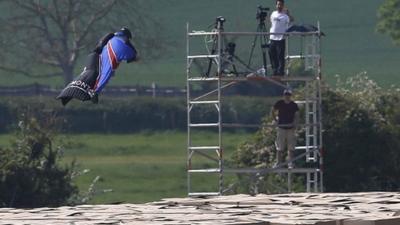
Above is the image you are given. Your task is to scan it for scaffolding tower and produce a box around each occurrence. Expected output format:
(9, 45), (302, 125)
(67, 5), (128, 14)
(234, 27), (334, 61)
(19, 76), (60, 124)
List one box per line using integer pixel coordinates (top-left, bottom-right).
(186, 22), (324, 196)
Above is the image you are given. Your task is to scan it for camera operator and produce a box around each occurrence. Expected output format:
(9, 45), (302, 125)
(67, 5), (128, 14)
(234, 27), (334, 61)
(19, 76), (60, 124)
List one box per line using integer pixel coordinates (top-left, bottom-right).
(269, 0), (293, 76)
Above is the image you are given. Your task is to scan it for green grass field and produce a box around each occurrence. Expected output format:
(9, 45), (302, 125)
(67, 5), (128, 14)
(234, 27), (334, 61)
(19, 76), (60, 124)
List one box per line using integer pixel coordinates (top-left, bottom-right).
(0, 131), (251, 204)
(0, 0), (398, 88)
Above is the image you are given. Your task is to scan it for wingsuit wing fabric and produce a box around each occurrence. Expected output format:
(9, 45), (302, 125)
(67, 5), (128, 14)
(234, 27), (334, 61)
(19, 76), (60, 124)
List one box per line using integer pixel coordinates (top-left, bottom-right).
(56, 32), (137, 106)
(57, 52), (100, 106)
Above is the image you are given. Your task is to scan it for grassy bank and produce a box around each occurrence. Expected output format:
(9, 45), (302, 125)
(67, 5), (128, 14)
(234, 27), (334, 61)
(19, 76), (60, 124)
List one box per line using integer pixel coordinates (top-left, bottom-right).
(0, 131), (251, 204)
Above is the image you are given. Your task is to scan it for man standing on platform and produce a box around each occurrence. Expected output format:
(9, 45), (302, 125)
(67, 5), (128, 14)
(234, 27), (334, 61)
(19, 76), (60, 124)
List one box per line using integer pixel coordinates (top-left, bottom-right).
(269, 0), (293, 76)
(271, 89), (299, 168)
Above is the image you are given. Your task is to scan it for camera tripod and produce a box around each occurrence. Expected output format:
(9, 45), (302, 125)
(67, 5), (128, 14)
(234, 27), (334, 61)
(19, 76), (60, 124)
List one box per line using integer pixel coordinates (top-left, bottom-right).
(205, 17), (254, 77)
(205, 16), (225, 77)
(221, 42), (258, 77)
(247, 6), (270, 76)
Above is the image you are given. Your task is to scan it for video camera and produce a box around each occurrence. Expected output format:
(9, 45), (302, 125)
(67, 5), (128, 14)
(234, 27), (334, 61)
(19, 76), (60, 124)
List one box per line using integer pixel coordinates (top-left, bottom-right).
(214, 16), (226, 29)
(256, 5), (270, 21)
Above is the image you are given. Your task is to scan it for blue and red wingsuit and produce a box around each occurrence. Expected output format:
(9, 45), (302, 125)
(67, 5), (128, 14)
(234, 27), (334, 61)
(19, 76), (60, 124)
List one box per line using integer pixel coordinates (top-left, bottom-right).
(57, 28), (138, 106)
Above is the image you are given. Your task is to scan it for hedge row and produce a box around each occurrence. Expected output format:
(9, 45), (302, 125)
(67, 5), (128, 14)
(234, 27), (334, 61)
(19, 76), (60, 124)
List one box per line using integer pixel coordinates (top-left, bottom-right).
(0, 96), (277, 133)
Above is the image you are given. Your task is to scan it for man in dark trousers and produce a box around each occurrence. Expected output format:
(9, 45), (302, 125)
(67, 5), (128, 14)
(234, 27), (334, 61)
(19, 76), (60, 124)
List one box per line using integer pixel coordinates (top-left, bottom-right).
(269, 0), (293, 76)
(271, 89), (299, 168)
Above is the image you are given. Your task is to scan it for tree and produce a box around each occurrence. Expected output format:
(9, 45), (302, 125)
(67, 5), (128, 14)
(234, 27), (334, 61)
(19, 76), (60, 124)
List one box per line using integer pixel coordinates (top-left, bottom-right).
(0, 108), (78, 207)
(323, 74), (400, 191)
(377, 0), (400, 45)
(0, 0), (166, 85)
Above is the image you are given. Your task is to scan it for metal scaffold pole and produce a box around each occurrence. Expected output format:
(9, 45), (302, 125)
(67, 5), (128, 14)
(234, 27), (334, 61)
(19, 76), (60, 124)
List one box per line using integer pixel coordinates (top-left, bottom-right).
(186, 23), (192, 195)
(216, 21), (223, 194)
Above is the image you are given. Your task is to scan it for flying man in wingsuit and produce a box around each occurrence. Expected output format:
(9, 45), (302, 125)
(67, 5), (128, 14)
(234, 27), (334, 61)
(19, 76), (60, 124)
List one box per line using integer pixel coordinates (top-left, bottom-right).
(57, 27), (138, 106)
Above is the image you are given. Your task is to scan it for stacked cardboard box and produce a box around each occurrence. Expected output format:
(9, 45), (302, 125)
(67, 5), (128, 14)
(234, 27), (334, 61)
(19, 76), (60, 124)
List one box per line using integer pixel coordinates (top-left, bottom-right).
(0, 192), (399, 224)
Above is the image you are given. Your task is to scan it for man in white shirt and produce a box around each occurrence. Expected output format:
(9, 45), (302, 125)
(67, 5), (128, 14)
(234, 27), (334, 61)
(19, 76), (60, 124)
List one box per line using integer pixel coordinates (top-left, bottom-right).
(269, 0), (293, 76)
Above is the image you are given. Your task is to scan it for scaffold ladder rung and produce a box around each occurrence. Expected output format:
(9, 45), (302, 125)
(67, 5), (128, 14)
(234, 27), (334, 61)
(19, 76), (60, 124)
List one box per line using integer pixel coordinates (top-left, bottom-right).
(188, 192), (220, 197)
(189, 100), (219, 104)
(189, 123), (219, 127)
(188, 54), (219, 59)
(188, 168), (221, 173)
(189, 146), (220, 150)
(286, 54), (320, 59)
(295, 100), (317, 104)
(188, 77), (220, 81)
(295, 146), (319, 150)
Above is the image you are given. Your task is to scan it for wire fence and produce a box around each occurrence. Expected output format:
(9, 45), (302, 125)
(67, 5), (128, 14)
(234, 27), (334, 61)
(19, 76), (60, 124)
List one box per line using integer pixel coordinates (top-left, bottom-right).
(0, 83), (187, 98)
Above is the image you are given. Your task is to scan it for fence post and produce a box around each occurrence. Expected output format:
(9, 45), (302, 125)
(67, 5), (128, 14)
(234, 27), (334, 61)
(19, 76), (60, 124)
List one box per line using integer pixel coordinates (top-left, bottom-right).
(152, 82), (156, 99)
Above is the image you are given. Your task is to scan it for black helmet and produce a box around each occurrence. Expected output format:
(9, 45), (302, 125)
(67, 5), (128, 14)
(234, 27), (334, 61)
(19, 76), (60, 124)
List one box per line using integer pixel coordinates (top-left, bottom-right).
(118, 27), (132, 39)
